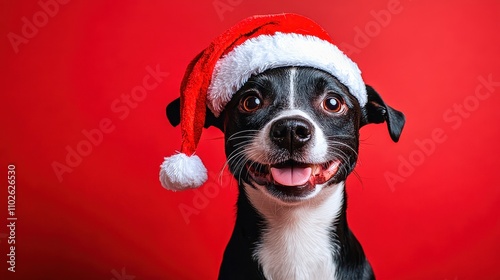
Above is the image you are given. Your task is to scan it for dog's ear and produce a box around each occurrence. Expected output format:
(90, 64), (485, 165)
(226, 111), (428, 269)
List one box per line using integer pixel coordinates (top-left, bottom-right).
(166, 98), (224, 131)
(361, 85), (405, 142)
(166, 50), (225, 131)
(204, 106), (225, 131)
(166, 98), (181, 127)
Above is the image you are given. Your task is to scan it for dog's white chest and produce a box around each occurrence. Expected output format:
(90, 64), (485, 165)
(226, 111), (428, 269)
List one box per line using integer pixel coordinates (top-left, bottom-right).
(246, 182), (344, 280)
(257, 221), (337, 280)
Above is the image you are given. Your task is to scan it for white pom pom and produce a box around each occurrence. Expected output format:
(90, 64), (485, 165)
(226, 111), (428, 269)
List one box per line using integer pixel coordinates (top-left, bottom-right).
(159, 153), (208, 191)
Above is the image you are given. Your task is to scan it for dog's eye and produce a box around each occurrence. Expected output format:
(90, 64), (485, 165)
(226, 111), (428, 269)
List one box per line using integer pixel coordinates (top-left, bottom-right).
(240, 94), (262, 113)
(322, 96), (344, 113)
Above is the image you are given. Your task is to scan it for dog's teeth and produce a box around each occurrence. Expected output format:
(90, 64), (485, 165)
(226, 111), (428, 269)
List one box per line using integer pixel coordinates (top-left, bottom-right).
(312, 164), (321, 175)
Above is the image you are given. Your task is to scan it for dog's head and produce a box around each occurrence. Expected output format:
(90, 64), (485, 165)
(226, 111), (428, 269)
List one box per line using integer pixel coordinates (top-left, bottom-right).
(167, 66), (405, 204)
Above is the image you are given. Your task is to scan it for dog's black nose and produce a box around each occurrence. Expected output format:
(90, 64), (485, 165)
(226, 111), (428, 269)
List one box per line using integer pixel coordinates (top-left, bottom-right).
(270, 117), (313, 151)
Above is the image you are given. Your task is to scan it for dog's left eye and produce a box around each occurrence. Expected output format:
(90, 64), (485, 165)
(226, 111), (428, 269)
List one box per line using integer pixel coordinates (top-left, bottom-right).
(240, 93), (262, 113)
(322, 96), (344, 113)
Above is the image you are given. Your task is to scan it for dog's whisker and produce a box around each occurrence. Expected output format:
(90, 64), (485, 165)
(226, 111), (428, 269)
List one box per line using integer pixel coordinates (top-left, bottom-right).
(225, 146), (247, 166)
(223, 145), (251, 180)
(227, 130), (259, 141)
(233, 139), (255, 148)
(227, 152), (248, 174)
(236, 158), (249, 185)
(327, 140), (358, 154)
(329, 146), (357, 163)
(229, 147), (254, 184)
(326, 134), (356, 139)
(351, 170), (364, 186)
(236, 136), (257, 143)
(327, 146), (352, 163)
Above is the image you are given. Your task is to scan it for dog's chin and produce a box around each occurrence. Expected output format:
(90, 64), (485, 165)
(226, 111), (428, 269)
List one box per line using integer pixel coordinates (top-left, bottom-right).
(245, 160), (340, 203)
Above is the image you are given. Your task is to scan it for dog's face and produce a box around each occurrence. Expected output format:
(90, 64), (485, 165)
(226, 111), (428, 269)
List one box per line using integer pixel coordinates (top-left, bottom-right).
(167, 66), (405, 204)
(219, 66), (402, 204)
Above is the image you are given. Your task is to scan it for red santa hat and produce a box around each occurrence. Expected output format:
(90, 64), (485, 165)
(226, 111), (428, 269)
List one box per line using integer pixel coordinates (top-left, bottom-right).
(160, 13), (367, 191)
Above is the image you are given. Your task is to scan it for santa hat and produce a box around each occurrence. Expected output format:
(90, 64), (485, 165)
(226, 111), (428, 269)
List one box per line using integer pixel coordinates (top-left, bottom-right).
(160, 13), (367, 191)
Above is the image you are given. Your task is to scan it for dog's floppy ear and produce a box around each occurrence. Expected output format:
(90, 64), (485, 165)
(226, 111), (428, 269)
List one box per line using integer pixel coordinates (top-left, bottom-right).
(166, 98), (224, 131)
(165, 50), (225, 131)
(361, 85), (405, 142)
(166, 98), (181, 127)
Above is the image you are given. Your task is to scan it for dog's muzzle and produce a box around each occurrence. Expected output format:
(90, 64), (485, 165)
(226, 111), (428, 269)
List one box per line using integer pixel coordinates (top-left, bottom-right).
(245, 116), (340, 199)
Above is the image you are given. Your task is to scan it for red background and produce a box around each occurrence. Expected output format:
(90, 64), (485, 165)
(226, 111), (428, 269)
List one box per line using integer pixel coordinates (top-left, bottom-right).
(1, 1), (500, 279)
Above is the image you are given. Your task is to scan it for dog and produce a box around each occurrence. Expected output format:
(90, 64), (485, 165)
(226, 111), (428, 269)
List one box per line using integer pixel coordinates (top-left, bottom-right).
(167, 65), (405, 279)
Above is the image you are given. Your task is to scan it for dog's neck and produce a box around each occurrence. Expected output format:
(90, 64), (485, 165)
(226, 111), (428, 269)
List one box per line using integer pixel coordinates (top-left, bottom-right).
(244, 182), (345, 280)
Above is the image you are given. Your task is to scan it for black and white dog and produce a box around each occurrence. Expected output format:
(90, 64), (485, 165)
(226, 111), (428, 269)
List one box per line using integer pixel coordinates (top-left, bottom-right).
(168, 66), (404, 279)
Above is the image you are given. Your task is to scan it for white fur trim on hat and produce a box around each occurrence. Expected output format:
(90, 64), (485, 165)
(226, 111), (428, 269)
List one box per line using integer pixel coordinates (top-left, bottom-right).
(207, 32), (367, 116)
(159, 153), (208, 191)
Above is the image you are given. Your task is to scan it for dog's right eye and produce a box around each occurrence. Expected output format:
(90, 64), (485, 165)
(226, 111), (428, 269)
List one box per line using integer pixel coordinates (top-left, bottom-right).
(240, 93), (262, 113)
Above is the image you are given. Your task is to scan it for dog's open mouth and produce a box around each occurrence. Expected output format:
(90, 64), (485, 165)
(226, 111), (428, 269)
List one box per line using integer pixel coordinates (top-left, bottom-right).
(247, 160), (340, 198)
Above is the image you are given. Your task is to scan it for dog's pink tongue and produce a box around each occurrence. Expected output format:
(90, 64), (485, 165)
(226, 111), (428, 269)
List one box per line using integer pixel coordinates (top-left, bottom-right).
(270, 166), (312, 186)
